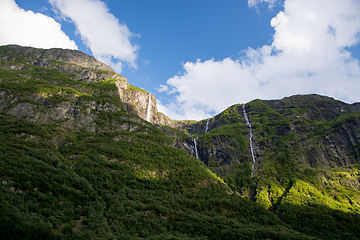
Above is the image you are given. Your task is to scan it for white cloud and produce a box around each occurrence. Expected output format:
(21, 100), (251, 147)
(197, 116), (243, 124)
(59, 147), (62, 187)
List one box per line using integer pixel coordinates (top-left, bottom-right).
(159, 0), (360, 120)
(0, 0), (77, 49)
(248, 0), (279, 9)
(157, 85), (169, 93)
(49, 0), (139, 73)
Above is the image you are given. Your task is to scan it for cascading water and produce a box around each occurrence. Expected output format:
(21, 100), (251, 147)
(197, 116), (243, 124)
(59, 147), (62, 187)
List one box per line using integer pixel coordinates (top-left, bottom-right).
(193, 137), (199, 159)
(243, 104), (256, 177)
(205, 119), (210, 132)
(146, 93), (152, 122)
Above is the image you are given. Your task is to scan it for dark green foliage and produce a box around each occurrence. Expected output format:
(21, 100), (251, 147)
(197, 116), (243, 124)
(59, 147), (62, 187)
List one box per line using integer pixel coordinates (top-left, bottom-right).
(0, 203), (60, 240)
(0, 112), (316, 239)
(277, 201), (360, 240)
(88, 80), (118, 91)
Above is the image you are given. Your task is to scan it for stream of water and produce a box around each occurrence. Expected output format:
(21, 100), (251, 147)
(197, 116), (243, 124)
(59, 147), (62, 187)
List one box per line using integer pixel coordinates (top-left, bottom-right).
(205, 119), (210, 132)
(194, 137), (199, 159)
(243, 104), (256, 177)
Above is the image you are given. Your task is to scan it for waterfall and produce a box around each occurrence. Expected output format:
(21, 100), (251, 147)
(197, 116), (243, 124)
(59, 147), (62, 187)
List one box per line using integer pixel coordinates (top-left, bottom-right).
(146, 93), (152, 122)
(205, 119), (210, 132)
(193, 137), (199, 159)
(243, 104), (256, 177)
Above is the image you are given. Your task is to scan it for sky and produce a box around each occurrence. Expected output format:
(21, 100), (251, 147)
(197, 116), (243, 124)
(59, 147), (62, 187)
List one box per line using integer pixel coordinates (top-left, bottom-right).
(1, 0), (360, 120)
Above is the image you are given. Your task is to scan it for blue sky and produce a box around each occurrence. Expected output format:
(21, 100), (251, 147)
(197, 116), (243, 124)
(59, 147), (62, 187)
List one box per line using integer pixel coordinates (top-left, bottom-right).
(1, 0), (360, 120)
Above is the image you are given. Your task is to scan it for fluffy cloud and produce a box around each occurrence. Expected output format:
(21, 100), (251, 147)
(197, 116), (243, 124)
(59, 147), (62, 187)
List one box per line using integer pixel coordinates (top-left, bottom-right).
(49, 0), (139, 73)
(0, 0), (77, 49)
(248, 0), (278, 8)
(159, 0), (360, 120)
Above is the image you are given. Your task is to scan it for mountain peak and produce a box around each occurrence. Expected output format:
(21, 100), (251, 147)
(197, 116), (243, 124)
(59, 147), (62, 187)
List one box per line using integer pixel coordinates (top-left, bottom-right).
(1, 44), (112, 72)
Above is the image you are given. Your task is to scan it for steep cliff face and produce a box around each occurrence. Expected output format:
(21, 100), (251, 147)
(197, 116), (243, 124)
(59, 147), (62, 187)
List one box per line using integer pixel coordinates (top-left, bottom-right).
(0, 45), (168, 128)
(191, 95), (360, 174)
(0, 44), (195, 153)
(254, 95), (360, 169)
(114, 79), (195, 130)
(115, 82), (160, 125)
(0, 45), (129, 130)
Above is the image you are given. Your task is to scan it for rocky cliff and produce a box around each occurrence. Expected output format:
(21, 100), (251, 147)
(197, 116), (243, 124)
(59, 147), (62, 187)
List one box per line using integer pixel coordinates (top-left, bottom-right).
(191, 95), (360, 174)
(0, 44), (198, 157)
(0, 45), (188, 130)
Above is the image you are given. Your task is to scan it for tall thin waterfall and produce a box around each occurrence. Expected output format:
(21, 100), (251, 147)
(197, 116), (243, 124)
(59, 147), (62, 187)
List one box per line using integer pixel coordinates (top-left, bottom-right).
(243, 104), (256, 177)
(193, 137), (199, 159)
(205, 119), (210, 132)
(146, 93), (152, 122)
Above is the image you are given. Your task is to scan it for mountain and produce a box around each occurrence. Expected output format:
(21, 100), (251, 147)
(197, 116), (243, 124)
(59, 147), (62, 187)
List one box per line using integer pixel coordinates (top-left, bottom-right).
(0, 44), (360, 240)
(187, 94), (360, 238)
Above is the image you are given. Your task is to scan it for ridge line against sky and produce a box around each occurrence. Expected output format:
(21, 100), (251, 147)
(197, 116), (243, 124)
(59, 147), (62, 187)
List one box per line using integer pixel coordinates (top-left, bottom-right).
(0, 0), (360, 120)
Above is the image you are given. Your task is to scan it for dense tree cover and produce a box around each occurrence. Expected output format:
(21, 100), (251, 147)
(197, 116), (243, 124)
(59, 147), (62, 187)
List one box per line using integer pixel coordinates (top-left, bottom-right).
(0, 113), (318, 240)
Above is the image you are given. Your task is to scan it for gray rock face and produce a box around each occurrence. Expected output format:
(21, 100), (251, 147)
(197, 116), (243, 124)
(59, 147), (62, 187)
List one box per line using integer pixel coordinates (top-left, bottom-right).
(1, 44), (112, 71)
(0, 45), (126, 83)
(0, 45), (193, 130)
(120, 88), (153, 121)
(0, 45), (152, 134)
(114, 80), (194, 129)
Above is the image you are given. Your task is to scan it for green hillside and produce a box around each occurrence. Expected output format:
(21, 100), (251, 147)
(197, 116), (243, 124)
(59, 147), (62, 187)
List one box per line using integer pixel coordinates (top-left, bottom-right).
(192, 96), (360, 239)
(1, 45), (360, 239)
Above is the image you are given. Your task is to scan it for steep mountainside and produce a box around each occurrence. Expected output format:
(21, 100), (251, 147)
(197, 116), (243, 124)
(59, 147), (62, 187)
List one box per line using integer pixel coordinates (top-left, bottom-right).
(186, 93), (360, 239)
(192, 94), (360, 171)
(1, 45), (360, 240)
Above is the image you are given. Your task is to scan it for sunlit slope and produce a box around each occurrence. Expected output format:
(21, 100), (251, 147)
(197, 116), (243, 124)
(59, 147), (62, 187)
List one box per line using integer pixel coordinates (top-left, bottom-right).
(191, 95), (360, 239)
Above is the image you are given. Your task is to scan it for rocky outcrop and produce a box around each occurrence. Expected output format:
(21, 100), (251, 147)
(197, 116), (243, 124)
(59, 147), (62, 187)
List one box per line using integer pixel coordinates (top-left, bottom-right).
(114, 79), (196, 131)
(0, 44), (196, 147)
(1, 44), (111, 71)
(3, 92), (122, 132)
(2, 91), (151, 137)
(0, 44), (126, 83)
(0, 45), (152, 134)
